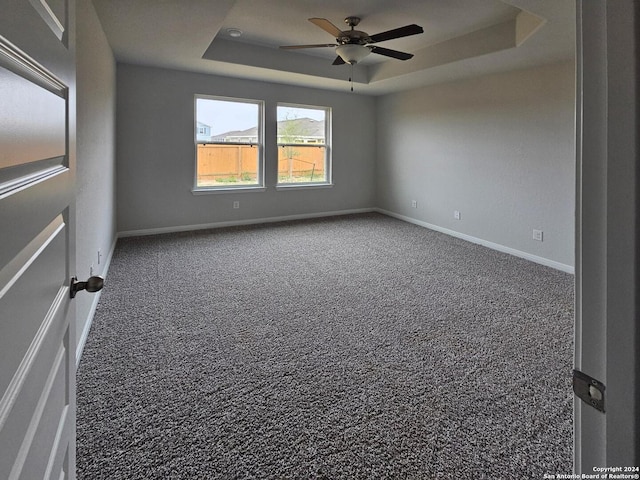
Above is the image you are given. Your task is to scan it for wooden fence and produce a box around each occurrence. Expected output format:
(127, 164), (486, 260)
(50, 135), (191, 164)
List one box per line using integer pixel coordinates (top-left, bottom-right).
(196, 144), (325, 184)
(277, 145), (325, 180)
(197, 144), (257, 182)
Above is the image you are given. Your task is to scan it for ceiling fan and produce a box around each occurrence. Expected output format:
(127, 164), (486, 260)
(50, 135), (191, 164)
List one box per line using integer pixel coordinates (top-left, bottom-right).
(280, 16), (424, 65)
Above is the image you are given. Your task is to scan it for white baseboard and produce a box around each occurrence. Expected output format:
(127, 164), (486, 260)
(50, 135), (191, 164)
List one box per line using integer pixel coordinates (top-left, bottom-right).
(76, 235), (118, 367)
(117, 208), (376, 238)
(376, 208), (575, 274)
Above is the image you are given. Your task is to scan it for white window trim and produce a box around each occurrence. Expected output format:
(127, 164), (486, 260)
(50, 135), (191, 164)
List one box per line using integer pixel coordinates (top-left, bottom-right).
(276, 103), (332, 187)
(275, 183), (333, 191)
(192, 186), (267, 195)
(193, 94), (265, 193)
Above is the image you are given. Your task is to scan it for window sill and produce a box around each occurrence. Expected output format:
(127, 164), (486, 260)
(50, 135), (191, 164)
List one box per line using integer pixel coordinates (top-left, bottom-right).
(275, 183), (334, 191)
(192, 186), (267, 195)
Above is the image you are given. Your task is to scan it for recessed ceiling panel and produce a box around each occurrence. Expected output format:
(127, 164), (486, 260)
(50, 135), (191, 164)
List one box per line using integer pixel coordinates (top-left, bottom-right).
(215, 0), (521, 63)
(92, 0), (575, 95)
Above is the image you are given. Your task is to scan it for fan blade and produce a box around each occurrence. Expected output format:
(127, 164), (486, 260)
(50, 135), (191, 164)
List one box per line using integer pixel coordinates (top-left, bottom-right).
(280, 44), (336, 50)
(369, 24), (424, 43)
(332, 56), (346, 65)
(370, 46), (413, 60)
(309, 18), (344, 38)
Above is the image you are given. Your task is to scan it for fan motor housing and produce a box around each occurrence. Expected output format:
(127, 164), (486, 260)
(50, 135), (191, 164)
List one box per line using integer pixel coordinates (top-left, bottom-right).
(338, 30), (371, 45)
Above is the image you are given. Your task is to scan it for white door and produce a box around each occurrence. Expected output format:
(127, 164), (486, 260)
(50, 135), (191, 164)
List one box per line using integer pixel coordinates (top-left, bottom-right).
(0, 0), (78, 478)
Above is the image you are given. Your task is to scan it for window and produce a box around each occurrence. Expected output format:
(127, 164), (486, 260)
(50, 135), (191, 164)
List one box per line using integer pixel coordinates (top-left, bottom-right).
(277, 104), (331, 185)
(194, 95), (263, 190)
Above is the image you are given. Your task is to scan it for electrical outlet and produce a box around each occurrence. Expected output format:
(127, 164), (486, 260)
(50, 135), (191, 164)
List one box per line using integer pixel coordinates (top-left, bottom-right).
(97, 249), (102, 265)
(90, 264), (94, 276)
(454, 210), (461, 220)
(233, 201), (240, 209)
(533, 229), (543, 241)
(411, 200), (417, 208)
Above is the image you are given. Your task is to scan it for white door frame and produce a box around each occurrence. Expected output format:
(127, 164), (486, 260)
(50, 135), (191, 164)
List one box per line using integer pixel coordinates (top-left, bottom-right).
(575, 0), (639, 469)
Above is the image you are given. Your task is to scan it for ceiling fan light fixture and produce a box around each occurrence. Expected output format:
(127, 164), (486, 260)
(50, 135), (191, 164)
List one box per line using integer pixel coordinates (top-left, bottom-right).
(335, 44), (370, 64)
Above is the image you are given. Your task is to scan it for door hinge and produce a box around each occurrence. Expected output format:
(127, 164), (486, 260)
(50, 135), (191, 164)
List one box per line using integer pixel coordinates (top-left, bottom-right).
(573, 369), (605, 413)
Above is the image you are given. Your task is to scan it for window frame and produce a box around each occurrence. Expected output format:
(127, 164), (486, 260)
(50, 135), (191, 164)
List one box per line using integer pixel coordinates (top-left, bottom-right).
(193, 94), (265, 193)
(275, 102), (332, 189)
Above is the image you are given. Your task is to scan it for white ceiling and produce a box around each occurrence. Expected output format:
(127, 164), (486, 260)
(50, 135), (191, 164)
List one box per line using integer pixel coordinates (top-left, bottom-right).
(91, 0), (575, 95)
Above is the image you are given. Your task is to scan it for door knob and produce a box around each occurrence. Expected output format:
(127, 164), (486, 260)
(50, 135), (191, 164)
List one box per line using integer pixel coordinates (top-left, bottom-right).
(70, 276), (104, 298)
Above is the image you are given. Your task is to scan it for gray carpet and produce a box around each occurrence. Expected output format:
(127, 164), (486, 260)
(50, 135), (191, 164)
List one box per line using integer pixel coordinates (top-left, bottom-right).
(76, 213), (574, 479)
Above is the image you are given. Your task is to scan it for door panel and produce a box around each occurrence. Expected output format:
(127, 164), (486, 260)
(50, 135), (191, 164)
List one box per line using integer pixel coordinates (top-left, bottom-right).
(0, 216), (66, 394)
(0, 0), (76, 478)
(0, 64), (66, 169)
(0, 171), (71, 267)
(0, 213), (73, 480)
(2, 304), (70, 480)
(17, 342), (69, 480)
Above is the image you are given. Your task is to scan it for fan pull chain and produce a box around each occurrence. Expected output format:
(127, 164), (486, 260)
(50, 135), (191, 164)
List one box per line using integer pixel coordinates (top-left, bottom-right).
(349, 63), (354, 92)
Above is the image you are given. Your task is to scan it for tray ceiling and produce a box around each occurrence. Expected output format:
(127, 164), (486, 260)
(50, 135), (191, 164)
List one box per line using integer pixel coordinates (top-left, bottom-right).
(92, 0), (575, 95)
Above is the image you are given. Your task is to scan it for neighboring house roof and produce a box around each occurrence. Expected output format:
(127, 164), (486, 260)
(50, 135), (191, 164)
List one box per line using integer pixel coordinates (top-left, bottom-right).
(212, 118), (324, 142)
(277, 118), (324, 139)
(213, 125), (257, 142)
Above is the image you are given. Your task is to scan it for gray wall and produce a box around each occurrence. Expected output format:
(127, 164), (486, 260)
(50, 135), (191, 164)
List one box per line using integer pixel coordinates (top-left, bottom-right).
(116, 64), (376, 233)
(76, 0), (117, 354)
(375, 60), (575, 269)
